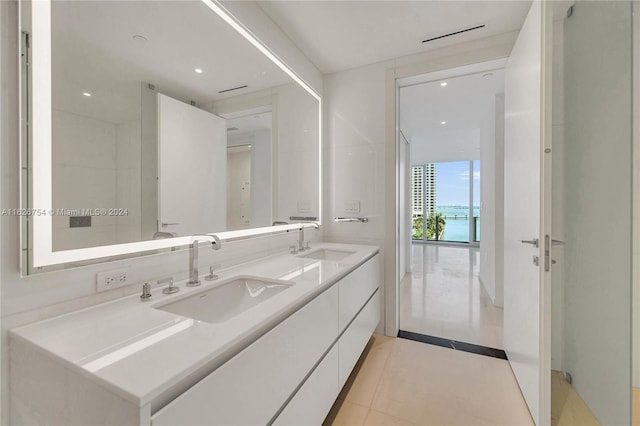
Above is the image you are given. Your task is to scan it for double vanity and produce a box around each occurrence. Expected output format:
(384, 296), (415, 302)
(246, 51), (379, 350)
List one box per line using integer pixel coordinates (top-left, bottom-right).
(10, 243), (380, 425)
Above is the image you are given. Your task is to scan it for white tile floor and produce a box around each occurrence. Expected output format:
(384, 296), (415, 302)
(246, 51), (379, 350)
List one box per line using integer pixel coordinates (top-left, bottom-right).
(324, 335), (534, 425)
(400, 244), (504, 349)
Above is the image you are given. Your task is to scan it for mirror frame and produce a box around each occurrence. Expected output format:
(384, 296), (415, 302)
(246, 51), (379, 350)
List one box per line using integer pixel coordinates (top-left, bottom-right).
(26, 0), (322, 268)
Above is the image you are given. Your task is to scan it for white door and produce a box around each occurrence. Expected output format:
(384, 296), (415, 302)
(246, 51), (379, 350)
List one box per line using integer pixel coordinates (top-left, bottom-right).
(157, 94), (227, 236)
(503, 1), (552, 425)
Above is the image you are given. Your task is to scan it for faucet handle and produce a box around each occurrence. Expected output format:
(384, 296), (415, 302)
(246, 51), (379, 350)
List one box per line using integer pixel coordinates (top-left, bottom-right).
(290, 245), (298, 254)
(140, 283), (152, 301)
(161, 276), (179, 294)
(205, 266), (219, 281)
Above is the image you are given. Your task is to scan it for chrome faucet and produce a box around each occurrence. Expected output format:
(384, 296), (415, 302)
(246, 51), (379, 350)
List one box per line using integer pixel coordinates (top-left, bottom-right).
(298, 223), (320, 252)
(187, 234), (221, 287)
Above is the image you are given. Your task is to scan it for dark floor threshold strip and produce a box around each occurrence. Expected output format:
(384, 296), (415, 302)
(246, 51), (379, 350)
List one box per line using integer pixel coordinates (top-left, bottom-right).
(397, 330), (508, 360)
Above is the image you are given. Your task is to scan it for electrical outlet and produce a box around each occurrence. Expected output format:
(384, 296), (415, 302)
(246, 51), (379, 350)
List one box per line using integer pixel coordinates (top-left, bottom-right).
(96, 268), (129, 293)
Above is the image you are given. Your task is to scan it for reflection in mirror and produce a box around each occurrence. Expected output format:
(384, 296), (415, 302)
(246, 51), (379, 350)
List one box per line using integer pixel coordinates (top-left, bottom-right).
(224, 109), (273, 231)
(25, 0), (320, 263)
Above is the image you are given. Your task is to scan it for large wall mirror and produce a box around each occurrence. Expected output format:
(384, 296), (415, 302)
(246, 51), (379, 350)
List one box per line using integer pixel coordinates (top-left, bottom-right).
(20, 0), (321, 272)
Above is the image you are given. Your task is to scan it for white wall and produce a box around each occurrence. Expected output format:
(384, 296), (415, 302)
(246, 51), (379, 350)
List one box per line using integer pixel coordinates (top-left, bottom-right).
(276, 83), (321, 223)
(51, 110), (119, 250)
(479, 94), (504, 307)
(324, 61), (390, 332)
(0, 2), (322, 423)
(115, 120), (142, 244)
(323, 32), (518, 335)
(250, 130), (272, 227)
(50, 111), (142, 251)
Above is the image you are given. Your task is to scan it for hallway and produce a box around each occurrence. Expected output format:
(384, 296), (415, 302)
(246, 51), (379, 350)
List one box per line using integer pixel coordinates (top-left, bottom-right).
(400, 244), (503, 350)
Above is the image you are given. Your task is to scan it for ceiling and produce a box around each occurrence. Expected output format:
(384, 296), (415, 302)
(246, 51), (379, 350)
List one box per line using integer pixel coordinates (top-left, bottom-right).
(227, 111), (272, 139)
(51, 1), (291, 124)
(259, 1), (532, 74)
(400, 69), (504, 163)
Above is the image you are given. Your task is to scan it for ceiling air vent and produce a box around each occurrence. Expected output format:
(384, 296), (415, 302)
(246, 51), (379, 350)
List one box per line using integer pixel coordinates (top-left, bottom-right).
(422, 25), (485, 44)
(227, 127), (239, 132)
(218, 85), (248, 94)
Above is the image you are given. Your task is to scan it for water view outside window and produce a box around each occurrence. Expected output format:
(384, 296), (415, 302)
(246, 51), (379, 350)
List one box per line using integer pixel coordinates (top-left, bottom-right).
(412, 160), (480, 243)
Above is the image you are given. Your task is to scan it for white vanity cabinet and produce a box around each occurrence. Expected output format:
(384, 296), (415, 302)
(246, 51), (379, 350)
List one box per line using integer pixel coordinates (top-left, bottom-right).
(274, 254), (380, 425)
(10, 249), (380, 426)
(154, 254), (381, 426)
(151, 285), (339, 426)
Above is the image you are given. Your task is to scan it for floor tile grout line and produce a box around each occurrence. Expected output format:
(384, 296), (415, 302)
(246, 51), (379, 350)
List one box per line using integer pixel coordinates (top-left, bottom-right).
(365, 408), (418, 425)
(367, 338), (397, 412)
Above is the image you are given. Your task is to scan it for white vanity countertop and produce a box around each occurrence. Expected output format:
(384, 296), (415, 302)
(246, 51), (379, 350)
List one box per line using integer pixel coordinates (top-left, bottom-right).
(10, 243), (379, 407)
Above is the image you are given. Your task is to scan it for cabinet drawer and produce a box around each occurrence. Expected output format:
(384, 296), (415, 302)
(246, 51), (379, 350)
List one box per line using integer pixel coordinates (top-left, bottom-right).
(339, 290), (380, 388)
(339, 254), (380, 332)
(151, 285), (339, 426)
(273, 344), (339, 426)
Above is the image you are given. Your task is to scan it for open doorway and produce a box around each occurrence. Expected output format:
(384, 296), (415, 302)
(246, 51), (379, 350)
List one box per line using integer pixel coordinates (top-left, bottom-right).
(398, 66), (505, 351)
(223, 109), (273, 231)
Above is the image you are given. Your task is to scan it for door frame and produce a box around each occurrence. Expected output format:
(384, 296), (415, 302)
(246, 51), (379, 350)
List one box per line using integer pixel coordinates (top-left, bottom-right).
(384, 56), (509, 337)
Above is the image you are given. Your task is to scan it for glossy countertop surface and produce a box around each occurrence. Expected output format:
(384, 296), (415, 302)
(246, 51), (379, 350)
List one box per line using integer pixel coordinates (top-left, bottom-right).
(10, 243), (379, 406)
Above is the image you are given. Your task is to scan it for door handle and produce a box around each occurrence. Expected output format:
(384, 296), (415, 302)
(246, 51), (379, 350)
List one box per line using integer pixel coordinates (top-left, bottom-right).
(520, 238), (539, 248)
(552, 239), (565, 246)
(162, 222), (180, 226)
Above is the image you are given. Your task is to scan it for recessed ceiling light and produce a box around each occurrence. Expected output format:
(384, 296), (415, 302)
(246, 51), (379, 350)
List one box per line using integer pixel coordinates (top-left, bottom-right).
(441, 121), (446, 125)
(194, 68), (203, 74)
(82, 92), (92, 97)
(440, 82), (448, 87)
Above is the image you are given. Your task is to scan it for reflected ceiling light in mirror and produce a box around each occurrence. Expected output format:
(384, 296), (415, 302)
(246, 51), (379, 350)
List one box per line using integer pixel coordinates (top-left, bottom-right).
(440, 82), (448, 87)
(82, 92), (92, 97)
(441, 121), (446, 125)
(194, 68), (203, 74)
(200, 0), (320, 102)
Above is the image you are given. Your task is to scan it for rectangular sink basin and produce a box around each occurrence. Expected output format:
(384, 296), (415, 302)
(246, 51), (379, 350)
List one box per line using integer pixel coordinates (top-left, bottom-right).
(155, 276), (292, 323)
(301, 249), (355, 261)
